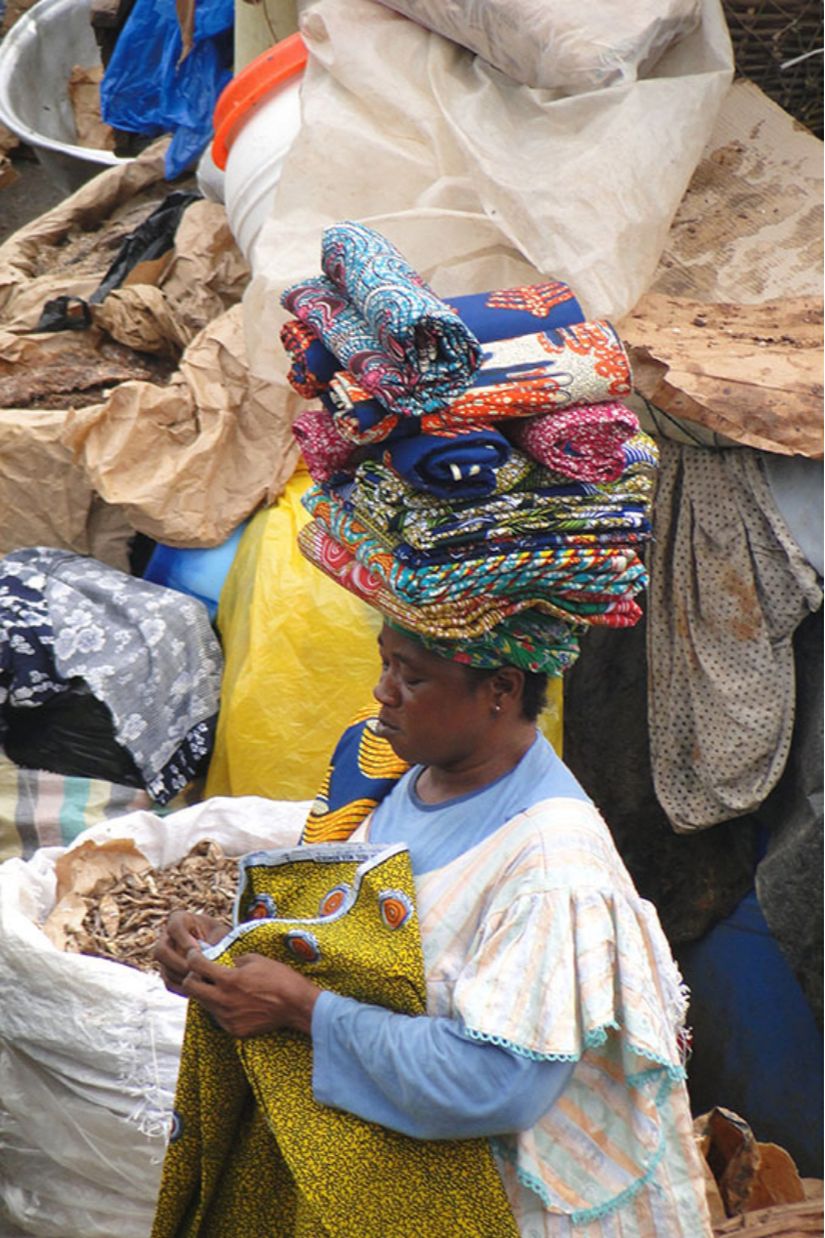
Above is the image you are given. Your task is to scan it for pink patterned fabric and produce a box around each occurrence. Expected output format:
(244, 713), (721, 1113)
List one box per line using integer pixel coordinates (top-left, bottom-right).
(292, 408), (359, 483)
(507, 402), (640, 483)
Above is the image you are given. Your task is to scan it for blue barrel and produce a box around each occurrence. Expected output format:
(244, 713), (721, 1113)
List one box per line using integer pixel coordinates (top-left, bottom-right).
(676, 890), (823, 1176)
(143, 522), (248, 621)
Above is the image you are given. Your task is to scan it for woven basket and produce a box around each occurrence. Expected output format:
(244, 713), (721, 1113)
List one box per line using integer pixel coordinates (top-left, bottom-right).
(722, 0), (823, 136)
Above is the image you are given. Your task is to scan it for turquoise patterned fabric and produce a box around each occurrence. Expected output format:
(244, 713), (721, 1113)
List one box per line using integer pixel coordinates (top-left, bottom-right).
(281, 222), (482, 417)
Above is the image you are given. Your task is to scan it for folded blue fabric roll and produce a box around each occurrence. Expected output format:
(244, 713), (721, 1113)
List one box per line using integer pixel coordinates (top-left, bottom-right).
(381, 427), (511, 499)
(319, 388), (513, 498)
(443, 281), (584, 340)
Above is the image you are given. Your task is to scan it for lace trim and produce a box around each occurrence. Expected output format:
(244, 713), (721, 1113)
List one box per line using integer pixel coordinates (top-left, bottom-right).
(626, 1060), (686, 1088)
(494, 1123), (669, 1226)
(471, 1020), (688, 1223)
(462, 1019), (685, 1079)
(461, 1027), (581, 1063)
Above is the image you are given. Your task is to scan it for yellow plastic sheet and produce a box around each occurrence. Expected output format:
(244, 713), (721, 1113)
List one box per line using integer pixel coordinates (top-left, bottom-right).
(206, 464), (562, 802)
(205, 466), (381, 801)
(541, 671), (563, 759)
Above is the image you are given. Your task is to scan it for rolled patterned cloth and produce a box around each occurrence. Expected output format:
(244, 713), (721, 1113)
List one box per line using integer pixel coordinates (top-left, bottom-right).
(282, 274), (476, 417)
(327, 319), (632, 432)
(281, 276), (409, 404)
(506, 401), (640, 483)
(320, 382), (402, 444)
(321, 221), (481, 383)
(293, 403), (513, 498)
(443, 321), (632, 420)
(279, 275), (585, 402)
(282, 223), (482, 417)
(378, 422), (511, 498)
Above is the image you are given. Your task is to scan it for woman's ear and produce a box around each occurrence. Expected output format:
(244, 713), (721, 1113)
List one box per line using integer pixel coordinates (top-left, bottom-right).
(489, 667), (525, 714)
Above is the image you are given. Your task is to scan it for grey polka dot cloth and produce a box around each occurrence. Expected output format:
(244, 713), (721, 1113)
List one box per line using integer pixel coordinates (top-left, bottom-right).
(647, 441), (822, 832)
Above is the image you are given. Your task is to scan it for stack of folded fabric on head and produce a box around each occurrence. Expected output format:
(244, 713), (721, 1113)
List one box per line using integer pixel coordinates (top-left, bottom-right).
(281, 221), (658, 676)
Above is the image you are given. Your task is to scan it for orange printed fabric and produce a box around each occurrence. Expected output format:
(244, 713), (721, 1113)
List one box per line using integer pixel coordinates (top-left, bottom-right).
(445, 322), (632, 422)
(330, 320), (631, 431)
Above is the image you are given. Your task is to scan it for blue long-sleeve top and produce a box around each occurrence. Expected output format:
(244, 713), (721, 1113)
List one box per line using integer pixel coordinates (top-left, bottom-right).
(310, 733), (587, 1139)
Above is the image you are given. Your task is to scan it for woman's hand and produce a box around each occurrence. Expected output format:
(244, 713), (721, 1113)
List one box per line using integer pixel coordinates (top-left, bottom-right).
(181, 951), (321, 1038)
(154, 910), (230, 996)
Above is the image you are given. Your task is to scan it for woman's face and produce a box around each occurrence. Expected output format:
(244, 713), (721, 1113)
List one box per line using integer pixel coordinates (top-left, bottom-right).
(372, 624), (495, 769)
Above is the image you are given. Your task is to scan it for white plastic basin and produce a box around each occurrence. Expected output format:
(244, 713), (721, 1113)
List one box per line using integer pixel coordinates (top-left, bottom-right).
(211, 33), (306, 267)
(222, 74), (301, 265)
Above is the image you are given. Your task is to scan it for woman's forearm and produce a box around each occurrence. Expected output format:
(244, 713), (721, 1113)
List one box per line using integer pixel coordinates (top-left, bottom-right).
(311, 991), (573, 1140)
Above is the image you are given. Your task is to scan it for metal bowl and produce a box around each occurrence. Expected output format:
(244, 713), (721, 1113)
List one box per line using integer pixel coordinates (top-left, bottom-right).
(0, 0), (131, 193)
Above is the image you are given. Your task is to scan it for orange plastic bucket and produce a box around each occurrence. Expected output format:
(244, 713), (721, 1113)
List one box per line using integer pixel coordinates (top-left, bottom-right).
(212, 31), (308, 171)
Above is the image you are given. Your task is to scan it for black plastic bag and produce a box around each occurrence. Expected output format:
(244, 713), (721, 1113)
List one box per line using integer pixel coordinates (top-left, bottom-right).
(35, 191), (201, 333)
(2, 681), (144, 787)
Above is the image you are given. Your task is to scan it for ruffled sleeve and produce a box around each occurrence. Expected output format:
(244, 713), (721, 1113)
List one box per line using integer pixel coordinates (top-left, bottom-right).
(417, 801), (693, 1223)
(453, 884), (687, 1074)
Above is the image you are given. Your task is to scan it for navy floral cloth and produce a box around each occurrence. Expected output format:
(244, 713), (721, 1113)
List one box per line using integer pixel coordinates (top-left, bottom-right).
(0, 549), (223, 804)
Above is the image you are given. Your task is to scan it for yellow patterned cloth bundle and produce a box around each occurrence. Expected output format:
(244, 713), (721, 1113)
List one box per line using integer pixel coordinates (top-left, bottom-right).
(151, 843), (518, 1238)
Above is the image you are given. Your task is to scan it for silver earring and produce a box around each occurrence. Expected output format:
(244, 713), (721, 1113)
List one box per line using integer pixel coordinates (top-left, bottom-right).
(493, 703), (501, 715)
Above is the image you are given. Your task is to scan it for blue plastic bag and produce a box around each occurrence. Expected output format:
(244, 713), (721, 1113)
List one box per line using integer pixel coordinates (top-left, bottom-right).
(143, 521), (249, 621)
(100, 0), (233, 179)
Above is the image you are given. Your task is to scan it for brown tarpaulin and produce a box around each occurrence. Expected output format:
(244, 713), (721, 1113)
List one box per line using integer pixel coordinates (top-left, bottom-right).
(619, 293), (824, 459)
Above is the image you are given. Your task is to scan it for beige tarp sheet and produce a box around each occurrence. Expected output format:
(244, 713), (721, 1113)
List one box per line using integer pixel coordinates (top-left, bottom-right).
(624, 80), (824, 452)
(62, 306), (301, 545)
(0, 143), (170, 332)
(0, 408), (134, 570)
(0, 144), (172, 563)
(51, 163), (300, 546)
(621, 293), (824, 459)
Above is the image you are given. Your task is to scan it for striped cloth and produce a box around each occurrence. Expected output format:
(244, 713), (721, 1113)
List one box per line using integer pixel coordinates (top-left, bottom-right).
(0, 754), (150, 862)
(0, 752), (196, 863)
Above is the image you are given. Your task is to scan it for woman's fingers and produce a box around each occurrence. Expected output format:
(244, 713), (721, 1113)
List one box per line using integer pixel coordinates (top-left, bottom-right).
(179, 951), (320, 1037)
(154, 910), (217, 995)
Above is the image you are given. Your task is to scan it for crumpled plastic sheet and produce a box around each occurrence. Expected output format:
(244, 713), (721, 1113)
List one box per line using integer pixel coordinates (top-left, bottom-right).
(100, 0), (234, 178)
(243, 0), (733, 408)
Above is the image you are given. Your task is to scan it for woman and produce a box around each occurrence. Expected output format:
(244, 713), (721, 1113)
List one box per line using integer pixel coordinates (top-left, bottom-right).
(155, 622), (712, 1237)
